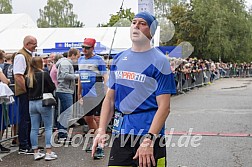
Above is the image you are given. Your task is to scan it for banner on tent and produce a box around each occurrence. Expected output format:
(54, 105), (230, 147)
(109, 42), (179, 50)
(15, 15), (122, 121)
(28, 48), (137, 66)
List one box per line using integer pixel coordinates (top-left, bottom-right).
(55, 42), (83, 48)
(43, 42), (109, 54)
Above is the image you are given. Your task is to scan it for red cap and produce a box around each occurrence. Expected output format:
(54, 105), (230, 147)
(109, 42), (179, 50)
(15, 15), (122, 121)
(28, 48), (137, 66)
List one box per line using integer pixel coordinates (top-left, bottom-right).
(83, 38), (96, 47)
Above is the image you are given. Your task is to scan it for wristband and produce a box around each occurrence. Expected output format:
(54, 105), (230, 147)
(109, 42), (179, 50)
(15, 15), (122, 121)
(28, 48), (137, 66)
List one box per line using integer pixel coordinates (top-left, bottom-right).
(144, 133), (155, 141)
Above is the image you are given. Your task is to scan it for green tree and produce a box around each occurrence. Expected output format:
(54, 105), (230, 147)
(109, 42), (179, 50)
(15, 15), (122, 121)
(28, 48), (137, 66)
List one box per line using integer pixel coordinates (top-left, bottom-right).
(158, 0), (252, 62)
(0, 0), (12, 14)
(191, 0), (252, 62)
(166, 4), (191, 44)
(155, 0), (183, 17)
(155, 1), (196, 47)
(100, 8), (135, 27)
(37, 0), (83, 28)
(190, 0), (217, 59)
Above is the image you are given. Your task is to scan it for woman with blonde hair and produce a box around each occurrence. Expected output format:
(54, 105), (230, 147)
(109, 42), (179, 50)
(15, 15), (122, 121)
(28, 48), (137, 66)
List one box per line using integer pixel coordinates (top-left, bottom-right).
(27, 56), (57, 160)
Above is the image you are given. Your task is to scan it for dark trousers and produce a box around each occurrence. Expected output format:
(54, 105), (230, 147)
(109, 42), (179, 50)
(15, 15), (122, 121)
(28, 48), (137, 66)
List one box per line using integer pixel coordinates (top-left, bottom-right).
(17, 93), (31, 149)
(108, 134), (166, 166)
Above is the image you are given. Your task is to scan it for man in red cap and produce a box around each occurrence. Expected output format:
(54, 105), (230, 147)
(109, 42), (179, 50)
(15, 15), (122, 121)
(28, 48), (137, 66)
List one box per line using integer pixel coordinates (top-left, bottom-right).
(77, 38), (108, 152)
(83, 38), (96, 48)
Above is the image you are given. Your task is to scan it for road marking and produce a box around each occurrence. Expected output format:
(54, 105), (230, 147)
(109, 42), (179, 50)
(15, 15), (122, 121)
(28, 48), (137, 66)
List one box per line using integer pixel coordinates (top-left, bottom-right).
(71, 131), (251, 137)
(165, 131), (251, 137)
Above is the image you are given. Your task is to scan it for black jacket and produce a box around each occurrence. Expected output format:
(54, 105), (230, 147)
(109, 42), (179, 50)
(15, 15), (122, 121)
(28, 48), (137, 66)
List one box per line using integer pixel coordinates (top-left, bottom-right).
(28, 71), (55, 100)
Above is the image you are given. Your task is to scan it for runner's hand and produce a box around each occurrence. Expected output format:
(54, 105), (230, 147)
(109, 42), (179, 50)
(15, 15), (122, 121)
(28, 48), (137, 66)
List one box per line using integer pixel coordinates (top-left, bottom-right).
(91, 130), (106, 157)
(78, 95), (83, 105)
(133, 138), (156, 167)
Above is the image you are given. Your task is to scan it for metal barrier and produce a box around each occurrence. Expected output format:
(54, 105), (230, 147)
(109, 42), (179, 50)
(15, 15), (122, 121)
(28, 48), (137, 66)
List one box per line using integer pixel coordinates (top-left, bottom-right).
(176, 70), (211, 93)
(221, 68), (252, 78)
(0, 84), (18, 147)
(0, 101), (18, 142)
(175, 68), (252, 93)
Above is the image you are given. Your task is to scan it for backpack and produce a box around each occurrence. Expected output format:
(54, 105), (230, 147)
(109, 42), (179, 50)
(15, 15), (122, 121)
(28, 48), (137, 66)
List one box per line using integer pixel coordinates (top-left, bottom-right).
(3, 63), (14, 84)
(2, 63), (14, 92)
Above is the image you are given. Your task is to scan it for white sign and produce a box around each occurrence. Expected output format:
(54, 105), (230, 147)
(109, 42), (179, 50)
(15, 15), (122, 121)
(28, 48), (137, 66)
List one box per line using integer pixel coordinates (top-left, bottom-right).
(138, 0), (154, 15)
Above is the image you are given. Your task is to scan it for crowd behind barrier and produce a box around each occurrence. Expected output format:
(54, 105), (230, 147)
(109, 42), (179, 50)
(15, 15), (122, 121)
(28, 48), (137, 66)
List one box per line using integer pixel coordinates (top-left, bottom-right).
(170, 57), (252, 93)
(1, 54), (252, 153)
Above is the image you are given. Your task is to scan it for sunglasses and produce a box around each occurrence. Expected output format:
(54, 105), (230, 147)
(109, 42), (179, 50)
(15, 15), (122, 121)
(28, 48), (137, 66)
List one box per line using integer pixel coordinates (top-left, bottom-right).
(82, 45), (92, 50)
(28, 42), (37, 46)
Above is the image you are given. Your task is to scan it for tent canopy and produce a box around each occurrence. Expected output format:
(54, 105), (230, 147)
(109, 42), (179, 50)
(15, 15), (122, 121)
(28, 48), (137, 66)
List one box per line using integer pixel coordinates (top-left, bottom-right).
(0, 13), (37, 33)
(0, 27), (160, 54)
(0, 14), (160, 54)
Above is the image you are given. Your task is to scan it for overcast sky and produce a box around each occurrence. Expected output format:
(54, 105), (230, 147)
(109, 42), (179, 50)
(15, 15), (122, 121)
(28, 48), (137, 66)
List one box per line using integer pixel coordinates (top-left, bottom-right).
(12, 0), (138, 27)
(12, 0), (252, 27)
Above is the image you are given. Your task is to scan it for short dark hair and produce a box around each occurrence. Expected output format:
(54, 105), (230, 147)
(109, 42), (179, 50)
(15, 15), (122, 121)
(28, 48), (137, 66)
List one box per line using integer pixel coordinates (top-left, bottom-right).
(0, 50), (5, 60)
(68, 48), (79, 57)
(63, 52), (68, 58)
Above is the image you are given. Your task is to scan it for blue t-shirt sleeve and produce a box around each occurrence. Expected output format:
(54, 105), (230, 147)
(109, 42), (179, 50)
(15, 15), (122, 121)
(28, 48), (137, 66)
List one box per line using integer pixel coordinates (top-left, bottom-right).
(108, 52), (124, 90)
(154, 59), (177, 96)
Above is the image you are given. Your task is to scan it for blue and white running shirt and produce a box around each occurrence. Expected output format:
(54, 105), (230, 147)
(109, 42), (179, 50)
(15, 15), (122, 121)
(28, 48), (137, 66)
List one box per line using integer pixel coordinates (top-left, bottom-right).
(78, 55), (107, 97)
(109, 48), (176, 135)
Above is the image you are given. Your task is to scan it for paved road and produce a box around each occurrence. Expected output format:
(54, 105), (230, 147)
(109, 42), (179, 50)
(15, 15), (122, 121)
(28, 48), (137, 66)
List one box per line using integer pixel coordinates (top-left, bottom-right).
(167, 78), (252, 167)
(0, 78), (251, 167)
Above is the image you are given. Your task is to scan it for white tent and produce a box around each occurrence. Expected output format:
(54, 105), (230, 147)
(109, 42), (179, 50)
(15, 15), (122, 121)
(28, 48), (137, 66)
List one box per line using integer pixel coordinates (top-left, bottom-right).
(0, 28), (55, 53)
(0, 14), (160, 54)
(0, 26), (160, 54)
(0, 13), (37, 33)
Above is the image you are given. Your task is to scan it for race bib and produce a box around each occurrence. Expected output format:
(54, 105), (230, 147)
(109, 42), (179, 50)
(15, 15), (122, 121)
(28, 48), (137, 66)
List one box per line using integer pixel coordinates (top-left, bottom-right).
(112, 111), (123, 135)
(80, 72), (91, 83)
